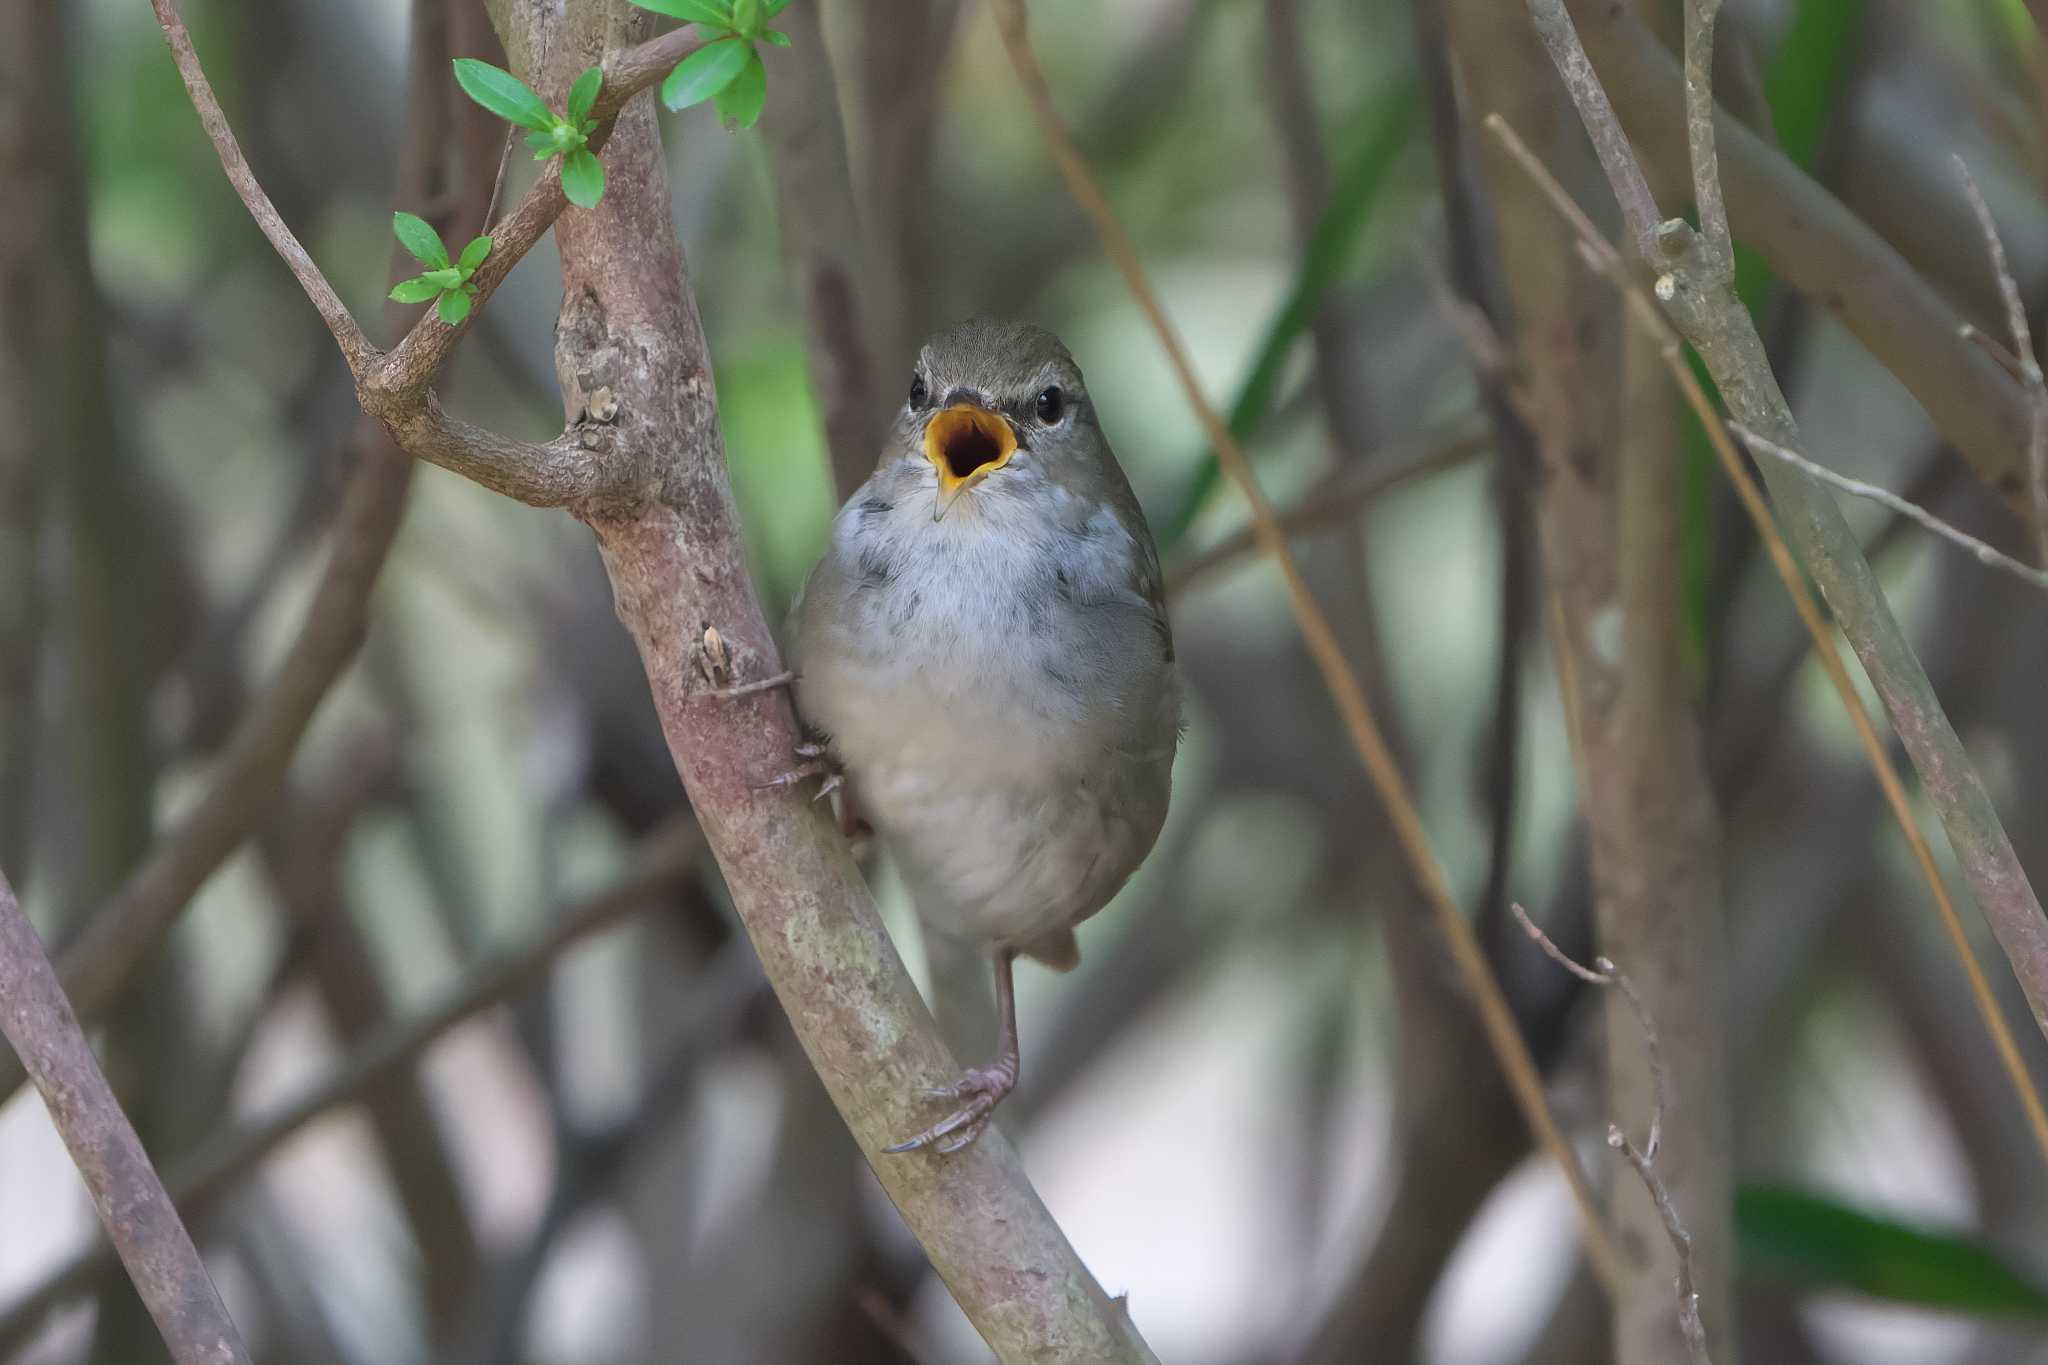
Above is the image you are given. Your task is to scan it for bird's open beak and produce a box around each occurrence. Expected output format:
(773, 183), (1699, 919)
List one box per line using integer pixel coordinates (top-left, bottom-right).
(924, 402), (1018, 520)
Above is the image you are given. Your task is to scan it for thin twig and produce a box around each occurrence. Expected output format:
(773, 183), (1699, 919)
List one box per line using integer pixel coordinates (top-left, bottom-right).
(1526, 0), (1659, 249)
(1485, 110), (2048, 1165)
(147, 0), (373, 377)
(1164, 418), (1490, 597)
(1509, 905), (1708, 1365)
(1954, 156), (2048, 566)
(1528, 0), (2048, 1075)
(990, 0), (1623, 1293)
(1556, 2), (2036, 508)
(151, 0), (708, 507)
(1730, 424), (2048, 592)
(0, 822), (705, 1349)
(0, 870), (251, 1365)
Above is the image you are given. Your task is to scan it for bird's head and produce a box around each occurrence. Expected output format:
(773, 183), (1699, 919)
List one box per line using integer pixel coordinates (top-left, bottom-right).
(901, 319), (1096, 520)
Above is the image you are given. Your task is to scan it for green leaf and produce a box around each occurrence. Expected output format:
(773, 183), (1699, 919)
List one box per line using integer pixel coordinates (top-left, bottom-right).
(421, 267), (464, 288)
(437, 289), (473, 326)
(561, 148), (606, 208)
(1738, 1184), (2048, 1318)
(713, 46), (766, 128)
(458, 235), (493, 273)
(524, 130), (557, 157)
(388, 276), (442, 304)
(391, 211), (449, 268)
(567, 66), (603, 124)
(733, 0), (762, 33)
(762, 28), (791, 47)
(763, 0), (790, 14)
(453, 57), (556, 131)
(628, 0), (734, 25)
(1158, 85), (1418, 549)
(661, 36), (748, 110)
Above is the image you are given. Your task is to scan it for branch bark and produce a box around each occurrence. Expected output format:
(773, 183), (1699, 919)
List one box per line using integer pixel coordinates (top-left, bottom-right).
(1557, 0), (2037, 516)
(1528, 0), (2048, 1050)
(1437, 4), (1731, 1356)
(137, 0), (1164, 1356)
(0, 870), (250, 1364)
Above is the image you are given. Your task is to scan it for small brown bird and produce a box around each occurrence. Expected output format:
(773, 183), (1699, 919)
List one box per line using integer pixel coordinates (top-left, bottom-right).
(790, 320), (1181, 1153)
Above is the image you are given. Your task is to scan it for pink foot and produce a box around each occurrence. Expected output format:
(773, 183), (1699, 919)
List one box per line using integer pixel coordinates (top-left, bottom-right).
(884, 1062), (1018, 1155)
(755, 740), (844, 799)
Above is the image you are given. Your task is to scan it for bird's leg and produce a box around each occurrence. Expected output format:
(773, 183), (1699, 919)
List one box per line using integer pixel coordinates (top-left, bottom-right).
(886, 950), (1021, 1155)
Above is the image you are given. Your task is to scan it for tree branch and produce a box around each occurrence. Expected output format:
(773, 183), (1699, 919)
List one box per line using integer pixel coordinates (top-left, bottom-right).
(1954, 157), (2048, 565)
(1557, 0), (2037, 514)
(1484, 110), (2048, 1161)
(151, 0), (712, 510)
(1533, 0), (2048, 1052)
(1510, 905), (1712, 1365)
(1729, 424), (2048, 593)
(1164, 417), (1489, 597)
(0, 869), (251, 1365)
(148, 0), (374, 378)
(0, 820), (707, 1352)
(761, 0), (885, 502)
(989, 0), (1622, 1293)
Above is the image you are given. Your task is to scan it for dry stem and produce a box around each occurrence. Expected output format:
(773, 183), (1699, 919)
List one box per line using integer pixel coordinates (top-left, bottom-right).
(1486, 111), (2048, 1164)
(991, 0), (1622, 1293)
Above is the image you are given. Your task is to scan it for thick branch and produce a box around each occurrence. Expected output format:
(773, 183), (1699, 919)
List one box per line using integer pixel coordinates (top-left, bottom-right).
(0, 871), (250, 1364)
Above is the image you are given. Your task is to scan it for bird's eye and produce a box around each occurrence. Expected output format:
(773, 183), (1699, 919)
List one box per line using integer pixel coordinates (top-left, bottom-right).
(1035, 386), (1065, 422)
(909, 374), (928, 408)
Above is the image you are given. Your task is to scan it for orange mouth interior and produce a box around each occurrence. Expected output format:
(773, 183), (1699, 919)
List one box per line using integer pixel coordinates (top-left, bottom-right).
(924, 405), (1017, 484)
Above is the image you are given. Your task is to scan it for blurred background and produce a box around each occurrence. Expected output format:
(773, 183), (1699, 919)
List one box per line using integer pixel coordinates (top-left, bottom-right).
(3, 0), (2048, 1361)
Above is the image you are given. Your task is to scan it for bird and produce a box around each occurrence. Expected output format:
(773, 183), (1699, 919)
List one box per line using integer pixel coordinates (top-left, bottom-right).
(787, 318), (1181, 1154)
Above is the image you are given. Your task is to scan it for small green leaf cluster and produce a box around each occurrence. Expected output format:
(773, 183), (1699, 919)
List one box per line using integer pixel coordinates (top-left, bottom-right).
(453, 58), (609, 208)
(629, 0), (791, 129)
(388, 213), (493, 326)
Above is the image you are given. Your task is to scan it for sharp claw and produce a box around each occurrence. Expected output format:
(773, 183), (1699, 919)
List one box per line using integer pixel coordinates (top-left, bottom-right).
(936, 1123), (986, 1155)
(885, 1067), (1016, 1154)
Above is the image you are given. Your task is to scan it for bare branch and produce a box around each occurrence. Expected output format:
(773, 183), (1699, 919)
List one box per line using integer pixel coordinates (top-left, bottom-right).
(1558, 0), (2036, 512)
(151, 0), (711, 510)
(0, 822), (707, 1350)
(0, 870), (251, 1364)
(1729, 424), (2048, 593)
(1485, 109), (2048, 1164)
(1954, 157), (2048, 566)
(1526, 0), (1660, 251)
(1526, 0), (2048, 1075)
(1679, 0), (1731, 269)
(147, 0), (374, 377)
(761, 0), (885, 502)
(990, 0), (1623, 1293)
(1164, 418), (1490, 597)
(1510, 905), (1708, 1365)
